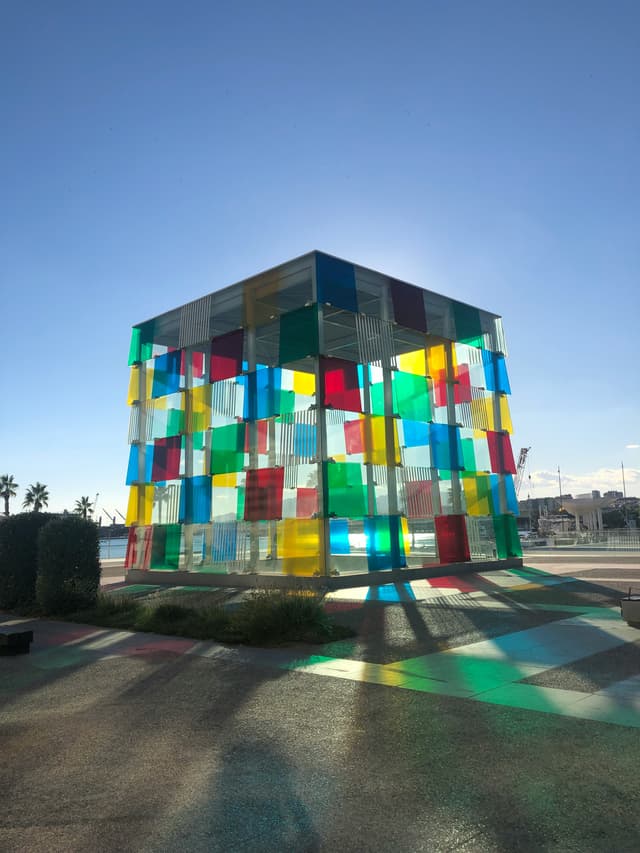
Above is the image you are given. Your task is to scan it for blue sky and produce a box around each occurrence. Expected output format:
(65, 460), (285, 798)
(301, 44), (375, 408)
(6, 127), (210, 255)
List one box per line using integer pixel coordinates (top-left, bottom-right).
(2, 0), (638, 516)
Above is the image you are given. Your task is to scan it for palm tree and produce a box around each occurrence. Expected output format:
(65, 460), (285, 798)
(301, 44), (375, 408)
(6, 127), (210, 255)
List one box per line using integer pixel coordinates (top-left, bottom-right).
(0, 474), (19, 516)
(74, 496), (94, 519)
(23, 482), (49, 512)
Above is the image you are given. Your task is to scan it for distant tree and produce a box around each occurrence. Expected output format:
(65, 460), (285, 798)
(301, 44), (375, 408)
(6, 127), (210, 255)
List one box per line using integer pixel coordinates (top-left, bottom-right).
(0, 474), (19, 516)
(74, 496), (94, 520)
(23, 482), (49, 512)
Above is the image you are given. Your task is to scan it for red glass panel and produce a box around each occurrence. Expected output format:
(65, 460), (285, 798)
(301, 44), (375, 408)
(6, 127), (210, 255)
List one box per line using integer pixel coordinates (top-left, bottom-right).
(344, 419), (364, 455)
(454, 364), (472, 404)
(487, 431), (517, 474)
(243, 420), (268, 454)
(152, 436), (181, 482)
(435, 515), (470, 563)
(244, 467), (285, 521)
(211, 329), (244, 381)
(321, 357), (362, 413)
(296, 488), (318, 518)
(405, 480), (433, 518)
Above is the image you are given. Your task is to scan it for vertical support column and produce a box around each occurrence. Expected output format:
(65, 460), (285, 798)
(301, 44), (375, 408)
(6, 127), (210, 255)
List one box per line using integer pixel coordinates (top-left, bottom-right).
(246, 323), (259, 570)
(136, 359), (147, 570)
(202, 347), (213, 565)
(361, 365), (377, 517)
(313, 264), (329, 577)
(444, 340), (462, 515)
(380, 293), (399, 517)
(183, 347), (194, 571)
(268, 417), (277, 561)
(491, 356), (508, 516)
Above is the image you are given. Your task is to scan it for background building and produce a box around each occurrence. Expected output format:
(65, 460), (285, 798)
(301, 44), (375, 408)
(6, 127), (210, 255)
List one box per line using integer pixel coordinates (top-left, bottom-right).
(124, 251), (521, 582)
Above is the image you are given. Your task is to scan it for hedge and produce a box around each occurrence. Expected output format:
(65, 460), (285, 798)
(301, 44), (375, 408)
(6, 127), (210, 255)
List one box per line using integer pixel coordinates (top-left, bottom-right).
(0, 513), (53, 609)
(36, 516), (101, 613)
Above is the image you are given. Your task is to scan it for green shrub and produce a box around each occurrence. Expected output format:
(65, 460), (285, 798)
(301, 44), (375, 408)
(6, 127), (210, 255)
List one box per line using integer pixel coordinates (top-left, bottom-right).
(0, 513), (53, 609)
(233, 589), (332, 644)
(36, 516), (100, 614)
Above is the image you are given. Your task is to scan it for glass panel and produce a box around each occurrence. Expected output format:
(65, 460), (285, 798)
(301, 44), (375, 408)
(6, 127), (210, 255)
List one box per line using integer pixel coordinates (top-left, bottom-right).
(316, 252), (358, 312)
(390, 279), (427, 332)
(279, 304), (319, 363)
(435, 514), (470, 563)
(211, 329), (244, 381)
(244, 467), (285, 521)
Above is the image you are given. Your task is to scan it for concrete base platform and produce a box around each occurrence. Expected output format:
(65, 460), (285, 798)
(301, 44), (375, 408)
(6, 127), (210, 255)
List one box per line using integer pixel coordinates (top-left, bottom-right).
(125, 557), (523, 590)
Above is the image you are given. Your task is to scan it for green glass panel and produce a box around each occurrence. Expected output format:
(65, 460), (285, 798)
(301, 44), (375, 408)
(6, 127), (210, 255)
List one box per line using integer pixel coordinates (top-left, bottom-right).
(279, 304), (319, 364)
(394, 372), (430, 421)
(493, 515), (509, 559)
(150, 524), (181, 569)
(166, 407), (185, 436)
(464, 335), (485, 348)
(193, 432), (205, 451)
(453, 302), (482, 343)
(236, 486), (245, 520)
(278, 389), (296, 416)
(369, 383), (385, 416)
(165, 524), (182, 567)
(211, 423), (245, 474)
(128, 327), (141, 365)
(506, 514), (523, 557)
(461, 438), (476, 472)
(326, 462), (367, 517)
(493, 514), (521, 558)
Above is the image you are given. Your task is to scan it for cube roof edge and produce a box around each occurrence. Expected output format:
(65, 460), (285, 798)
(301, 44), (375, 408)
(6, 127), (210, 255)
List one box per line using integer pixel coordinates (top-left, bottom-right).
(131, 249), (502, 331)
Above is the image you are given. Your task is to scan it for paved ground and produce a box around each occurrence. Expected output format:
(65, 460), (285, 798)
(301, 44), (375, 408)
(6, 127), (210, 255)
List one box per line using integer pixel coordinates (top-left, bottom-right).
(1, 554), (640, 852)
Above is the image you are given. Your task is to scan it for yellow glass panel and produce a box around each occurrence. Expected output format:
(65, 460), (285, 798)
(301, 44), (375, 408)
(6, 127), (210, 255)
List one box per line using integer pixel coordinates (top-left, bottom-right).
(363, 416), (400, 465)
(400, 516), (411, 554)
(463, 477), (490, 516)
(292, 370), (315, 396)
(144, 365), (154, 399)
(125, 485), (154, 526)
(213, 473), (237, 487)
(188, 384), (212, 433)
(397, 349), (426, 376)
(499, 395), (513, 434)
(333, 453), (347, 463)
(485, 397), (495, 431)
(426, 343), (456, 377)
(127, 366), (140, 405)
(278, 519), (322, 575)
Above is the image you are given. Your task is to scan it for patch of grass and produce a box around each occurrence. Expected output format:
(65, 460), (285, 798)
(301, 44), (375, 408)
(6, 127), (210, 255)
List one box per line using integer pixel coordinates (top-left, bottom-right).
(59, 589), (354, 646)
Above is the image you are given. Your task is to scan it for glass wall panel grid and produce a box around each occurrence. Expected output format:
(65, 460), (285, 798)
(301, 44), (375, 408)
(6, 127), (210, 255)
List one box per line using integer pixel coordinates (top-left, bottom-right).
(125, 251), (518, 581)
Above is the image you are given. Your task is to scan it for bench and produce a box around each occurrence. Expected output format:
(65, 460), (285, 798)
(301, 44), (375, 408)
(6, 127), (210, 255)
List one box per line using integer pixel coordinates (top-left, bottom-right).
(0, 630), (34, 655)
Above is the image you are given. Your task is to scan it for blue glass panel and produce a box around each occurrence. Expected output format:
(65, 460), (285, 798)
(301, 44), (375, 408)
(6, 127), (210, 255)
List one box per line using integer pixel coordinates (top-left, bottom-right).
(364, 516), (406, 571)
(243, 367), (283, 421)
(429, 423), (463, 470)
(212, 521), (238, 561)
(482, 350), (496, 392)
(403, 420), (429, 448)
(126, 445), (138, 485)
(294, 423), (316, 457)
(329, 519), (350, 554)
(489, 474), (501, 515)
(504, 475), (519, 515)
(126, 445), (153, 484)
(495, 355), (511, 394)
(179, 476), (212, 524)
(152, 350), (182, 398)
(316, 253), (358, 312)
